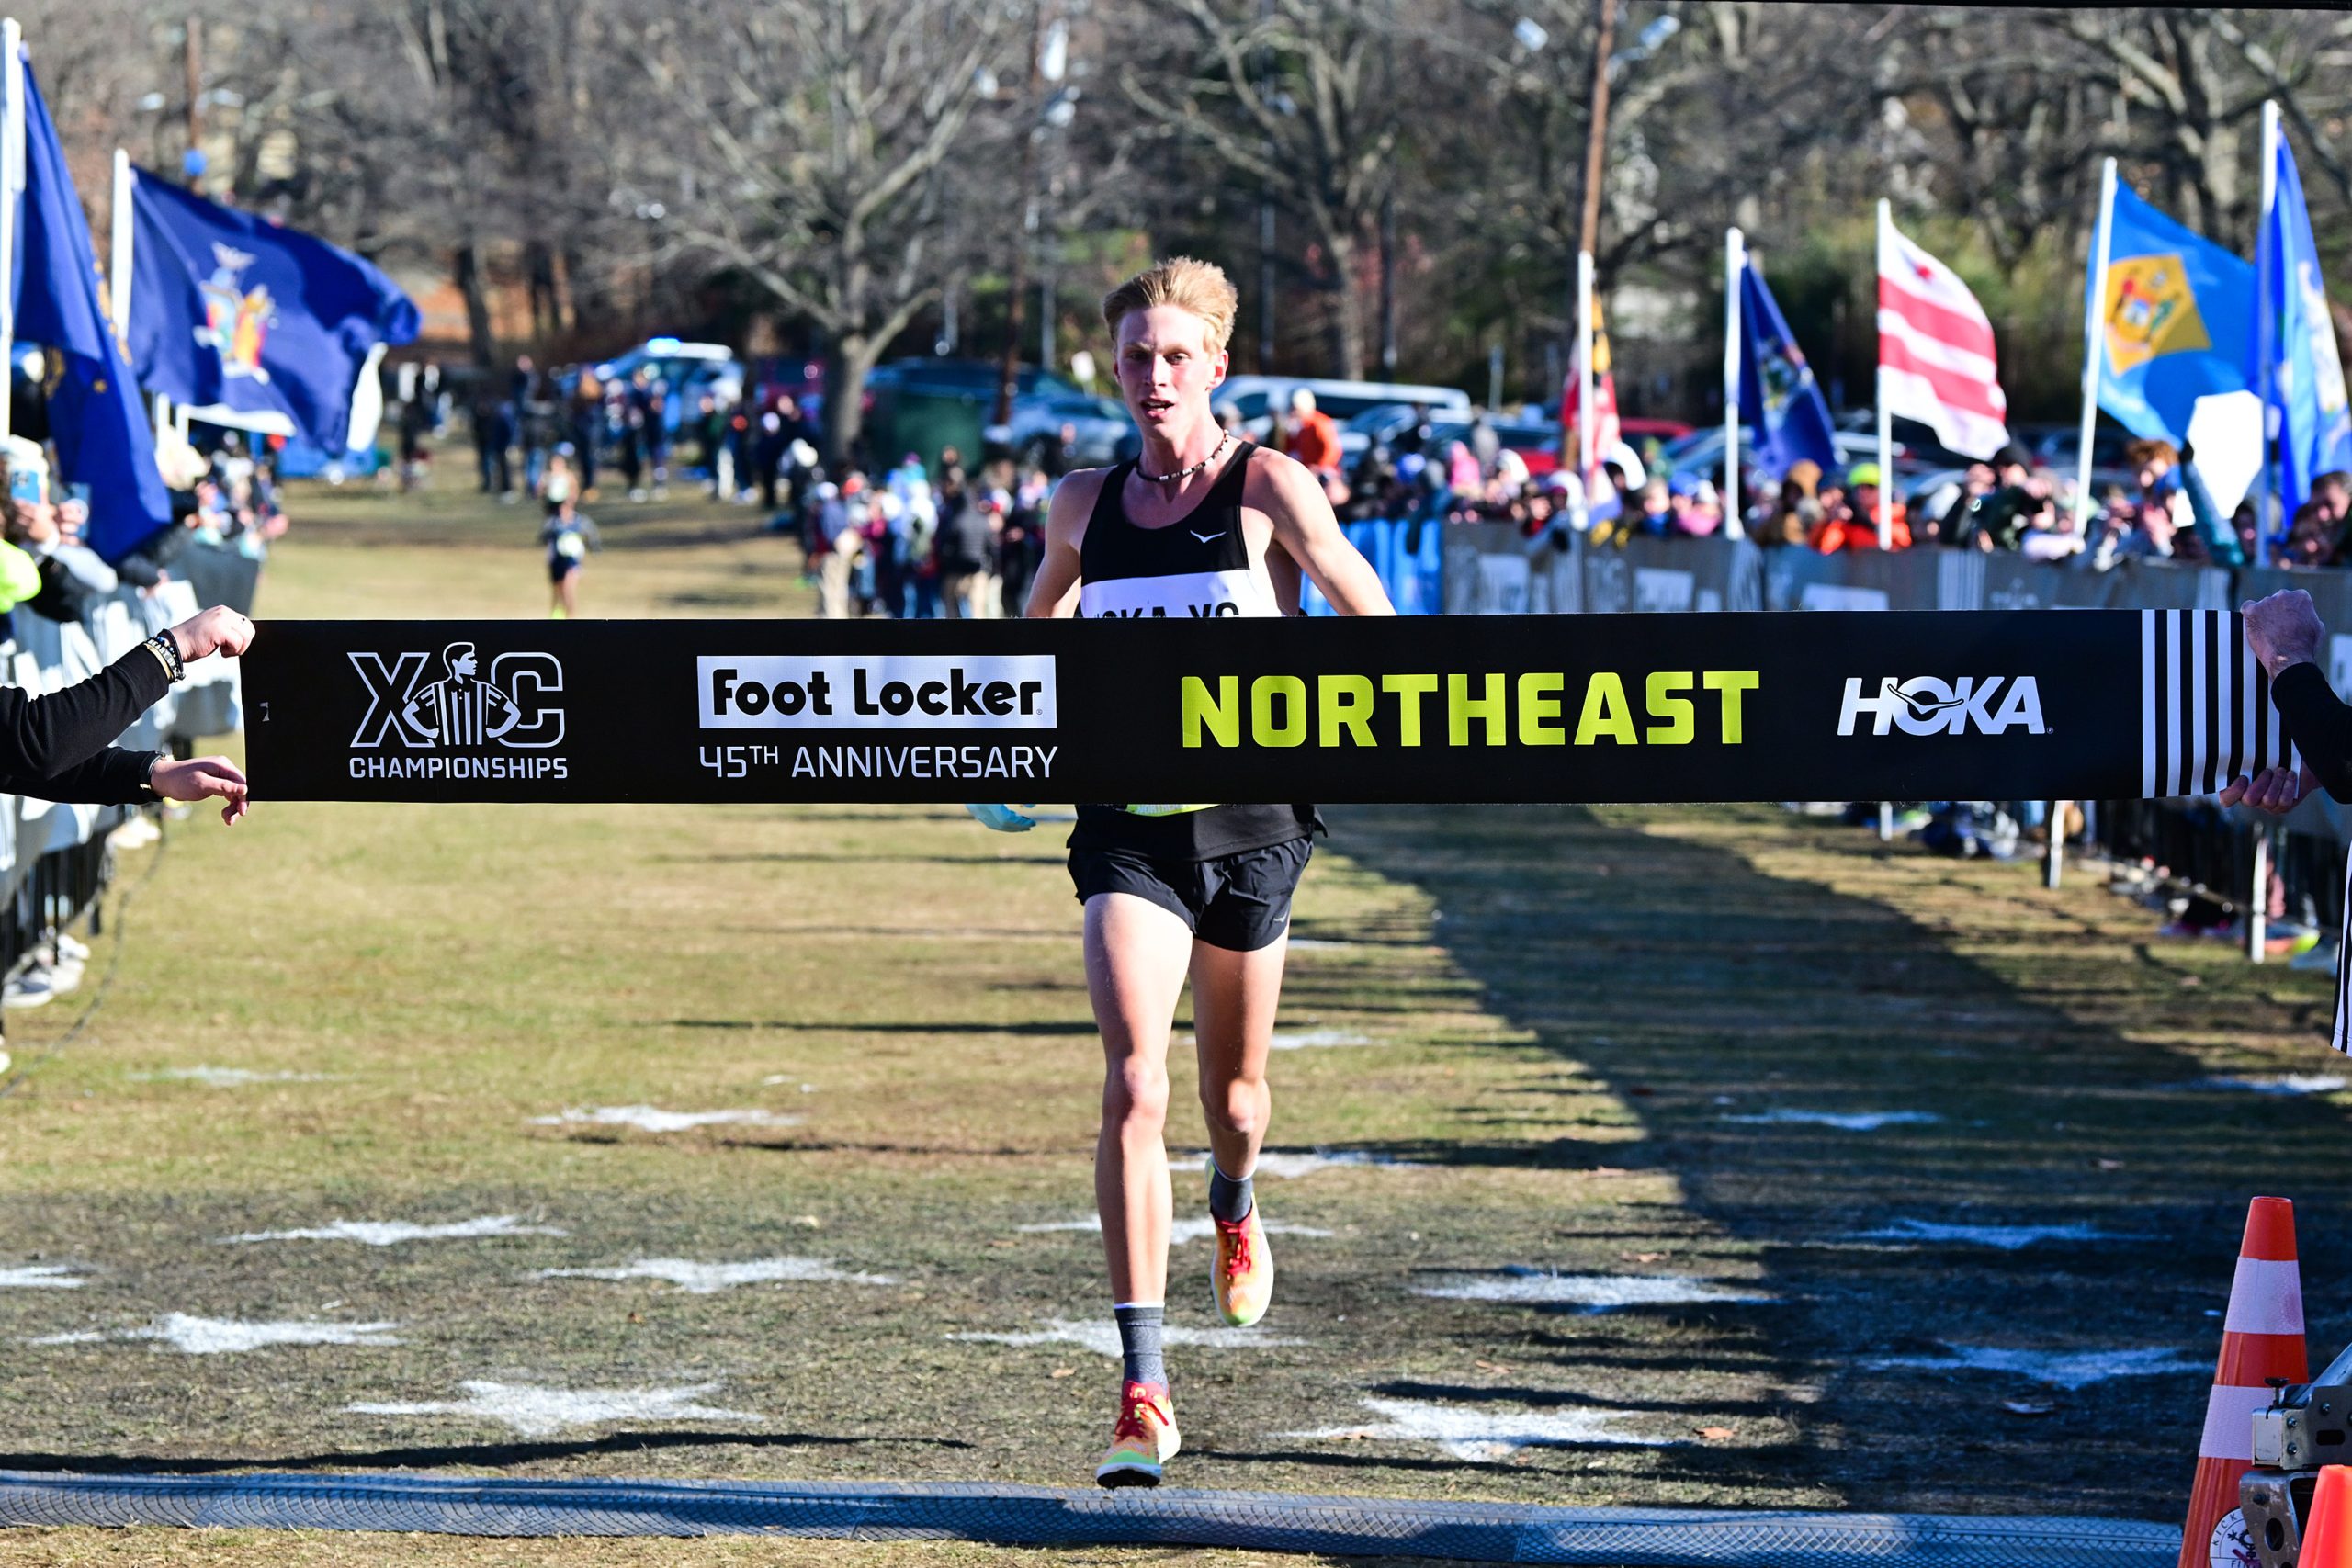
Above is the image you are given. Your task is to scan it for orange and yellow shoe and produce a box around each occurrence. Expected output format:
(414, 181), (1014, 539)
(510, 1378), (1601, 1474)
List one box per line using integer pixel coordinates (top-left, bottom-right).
(1094, 1380), (1179, 1488)
(1214, 1205), (1273, 1327)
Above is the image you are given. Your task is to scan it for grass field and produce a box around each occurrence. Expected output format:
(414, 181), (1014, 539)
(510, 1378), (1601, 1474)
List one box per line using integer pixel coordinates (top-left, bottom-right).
(5, 470), (2351, 1564)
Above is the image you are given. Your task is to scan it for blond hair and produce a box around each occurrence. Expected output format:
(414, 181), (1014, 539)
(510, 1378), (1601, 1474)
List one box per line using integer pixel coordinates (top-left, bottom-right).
(1101, 257), (1238, 354)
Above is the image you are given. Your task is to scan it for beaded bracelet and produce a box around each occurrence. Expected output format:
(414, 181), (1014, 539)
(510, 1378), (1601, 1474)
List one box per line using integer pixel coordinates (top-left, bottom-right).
(142, 633), (186, 683)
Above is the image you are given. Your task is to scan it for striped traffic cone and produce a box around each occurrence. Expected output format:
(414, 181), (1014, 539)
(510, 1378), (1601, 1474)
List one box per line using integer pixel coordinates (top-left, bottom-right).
(2299, 1467), (2352, 1568)
(2182, 1197), (2308, 1568)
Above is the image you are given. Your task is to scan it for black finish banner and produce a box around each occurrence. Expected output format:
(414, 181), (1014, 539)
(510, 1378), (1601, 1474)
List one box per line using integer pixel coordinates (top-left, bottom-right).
(242, 610), (2296, 805)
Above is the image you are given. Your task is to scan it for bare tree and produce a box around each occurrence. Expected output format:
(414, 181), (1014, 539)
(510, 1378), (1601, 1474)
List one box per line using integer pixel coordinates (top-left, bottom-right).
(1118, 0), (1405, 379)
(633, 0), (1014, 461)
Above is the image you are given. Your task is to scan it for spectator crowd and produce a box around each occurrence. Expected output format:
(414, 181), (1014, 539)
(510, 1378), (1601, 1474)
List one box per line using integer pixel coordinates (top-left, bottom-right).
(427, 351), (2352, 608)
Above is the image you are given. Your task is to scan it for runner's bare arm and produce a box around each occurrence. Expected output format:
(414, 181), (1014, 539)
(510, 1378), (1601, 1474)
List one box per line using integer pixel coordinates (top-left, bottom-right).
(1023, 469), (1105, 618)
(1253, 453), (1396, 616)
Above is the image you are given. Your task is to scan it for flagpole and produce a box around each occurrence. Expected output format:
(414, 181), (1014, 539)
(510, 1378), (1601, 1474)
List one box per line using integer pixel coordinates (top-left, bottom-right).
(1575, 247), (1595, 495)
(2256, 101), (2280, 548)
(1724, 227), (1743, 541)
(0, 17), (22, 446)
(107, 147), (130, 355)
(2074, 157), (2118, 536)
(1873, 199), (1893, 551)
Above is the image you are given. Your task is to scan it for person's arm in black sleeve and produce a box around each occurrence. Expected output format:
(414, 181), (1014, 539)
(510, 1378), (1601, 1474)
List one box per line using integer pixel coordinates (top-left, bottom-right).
(0, 642), (173, 797)
(5, 744), (165, 805)
(2269, 661), (2352, 801)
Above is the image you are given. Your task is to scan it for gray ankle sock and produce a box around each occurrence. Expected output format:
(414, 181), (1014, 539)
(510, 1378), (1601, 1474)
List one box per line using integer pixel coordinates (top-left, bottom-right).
(1209, 1162), (1254, 1224)
(1113, 1303), (1165, 1387)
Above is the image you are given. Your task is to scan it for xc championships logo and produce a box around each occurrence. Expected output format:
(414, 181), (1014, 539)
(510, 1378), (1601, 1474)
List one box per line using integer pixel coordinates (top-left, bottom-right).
(1837, 675), (2045, 738)
(346, 642), (568, 781)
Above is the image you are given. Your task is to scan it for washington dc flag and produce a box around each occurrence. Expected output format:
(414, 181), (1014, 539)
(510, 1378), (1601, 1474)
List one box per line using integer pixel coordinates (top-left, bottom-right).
(1877, 217), (2009, 460)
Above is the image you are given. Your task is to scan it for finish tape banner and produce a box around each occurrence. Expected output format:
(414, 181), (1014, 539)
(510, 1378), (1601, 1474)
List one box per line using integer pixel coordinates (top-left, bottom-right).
(243, 610), (2295, 805)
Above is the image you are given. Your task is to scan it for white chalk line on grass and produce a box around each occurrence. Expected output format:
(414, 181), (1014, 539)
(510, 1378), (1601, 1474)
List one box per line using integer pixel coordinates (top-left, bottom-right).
(950, 1317), (1302, 1358)
(2177, 1074), (2347, 1096)
(1862, 1343), (2206, 1390)
(1182, 1028), (1375, 1051)
(0, 1263), (85, 1288)
(534, 1257), (896, 1293)
(222, 1216), (567, 1247)
(1855, 1218), (2134, 1251)
(1722, 1109), (1940, 1131)
(347, 1380), (763, 1440)
(1179, 1148), (1422, 1179)
(1015, 1215), (1335, 1246)
(1414, 1269), (1773, 1312)
(132, 1067), (344, 1088)
(532, 1106), (804, 1134)
(1278, 1397), (1678, 1461)
(32, 1314), (401, 1355)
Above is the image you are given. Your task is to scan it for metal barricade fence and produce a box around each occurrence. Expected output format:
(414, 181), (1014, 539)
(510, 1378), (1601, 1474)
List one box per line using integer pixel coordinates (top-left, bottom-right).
(0, 544), (246, 994)
(1412, 522), (2349, 954)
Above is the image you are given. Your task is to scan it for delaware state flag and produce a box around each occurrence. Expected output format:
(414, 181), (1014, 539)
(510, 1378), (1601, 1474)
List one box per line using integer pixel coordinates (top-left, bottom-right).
(2091, 184), (2254, 445)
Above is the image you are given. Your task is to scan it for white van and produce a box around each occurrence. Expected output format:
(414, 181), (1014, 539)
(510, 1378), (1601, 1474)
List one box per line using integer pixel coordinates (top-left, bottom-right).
(1213, 375), (1470, 446)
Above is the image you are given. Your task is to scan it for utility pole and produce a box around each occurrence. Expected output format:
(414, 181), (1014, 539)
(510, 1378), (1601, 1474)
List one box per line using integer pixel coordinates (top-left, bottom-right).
(1256, 0), (1276, 371)
(1378, 189), (1397, 379)
(994, 0), (1052, 429)
(1376, 8), (1398, 379)
(1566, 0), (1614, 363)
(182, 13), (204, 191)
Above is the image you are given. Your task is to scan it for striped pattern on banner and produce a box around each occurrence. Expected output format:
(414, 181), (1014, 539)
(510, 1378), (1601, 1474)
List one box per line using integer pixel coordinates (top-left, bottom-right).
(2140, 609), (2297, 798)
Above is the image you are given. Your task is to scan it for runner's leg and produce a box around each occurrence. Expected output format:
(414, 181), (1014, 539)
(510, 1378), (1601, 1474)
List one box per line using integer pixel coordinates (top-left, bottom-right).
(1085, 890), (1193, 1307)
(1191, 934), (1284, 1190)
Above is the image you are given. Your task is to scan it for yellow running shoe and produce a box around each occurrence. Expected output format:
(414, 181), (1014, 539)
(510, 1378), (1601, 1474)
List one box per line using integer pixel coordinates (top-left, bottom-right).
(1094, 1380), (1179, 1488)
(1214, 1206), (1273, 1327)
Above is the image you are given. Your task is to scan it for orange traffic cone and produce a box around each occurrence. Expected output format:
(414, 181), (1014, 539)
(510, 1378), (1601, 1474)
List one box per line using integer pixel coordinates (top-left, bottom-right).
(2301, 1467), (2352, 1568)
(2182, 1197), (2308, 1568)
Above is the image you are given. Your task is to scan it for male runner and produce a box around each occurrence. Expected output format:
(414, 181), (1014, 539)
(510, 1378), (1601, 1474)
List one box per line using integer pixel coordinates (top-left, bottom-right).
(966, 257), (1393, 1486)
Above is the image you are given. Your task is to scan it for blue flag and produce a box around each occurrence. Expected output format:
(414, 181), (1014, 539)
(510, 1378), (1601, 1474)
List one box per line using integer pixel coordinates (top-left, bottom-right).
(2089, 183), (2256, 445)
(125, 167), (418, 452)
(2262, 135), (2352, 520)
(12, 63), (170, 562)
(1736, 259), (1838, 481)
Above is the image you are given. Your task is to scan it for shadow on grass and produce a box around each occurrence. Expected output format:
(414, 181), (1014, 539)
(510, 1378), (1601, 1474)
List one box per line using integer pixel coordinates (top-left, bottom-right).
(0, 1428), (967, 1475)
(668, 1018), (1100, 1035)
(1331, 802), (2352, 1519)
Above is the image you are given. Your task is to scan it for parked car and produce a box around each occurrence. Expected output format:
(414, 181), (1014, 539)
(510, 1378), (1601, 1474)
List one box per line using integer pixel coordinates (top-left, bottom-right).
(1216, 375), (1471, 446)
(1423, 416), (1563, 479)
(562, 337), (742, 434)
(1000, 390), (1138, 468)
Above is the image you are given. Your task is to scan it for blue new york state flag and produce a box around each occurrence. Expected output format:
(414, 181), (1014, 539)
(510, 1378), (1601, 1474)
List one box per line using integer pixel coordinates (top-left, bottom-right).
(2261, 134), (2352, 518)
(125, 167), (418, 452)
(1736, 258), (1838, 481)
(12, 62), (171, 561)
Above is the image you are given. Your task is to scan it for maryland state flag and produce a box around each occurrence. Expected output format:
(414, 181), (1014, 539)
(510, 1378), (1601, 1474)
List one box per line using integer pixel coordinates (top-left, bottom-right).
(2090, 183), (2254, 445)
(1562, 299), (1621, 475)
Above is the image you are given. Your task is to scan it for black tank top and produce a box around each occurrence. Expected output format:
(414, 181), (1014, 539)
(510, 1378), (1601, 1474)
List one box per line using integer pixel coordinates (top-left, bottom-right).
(1069, 442), (1317, 861)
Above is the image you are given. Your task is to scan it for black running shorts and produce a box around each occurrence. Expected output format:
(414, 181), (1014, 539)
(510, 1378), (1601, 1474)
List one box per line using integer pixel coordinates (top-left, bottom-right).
(1069, 838), (1312, 953)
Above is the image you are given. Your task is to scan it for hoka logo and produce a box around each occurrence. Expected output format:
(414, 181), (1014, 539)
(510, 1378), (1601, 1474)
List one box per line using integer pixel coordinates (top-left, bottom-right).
(1838, 676), (2046, 737)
